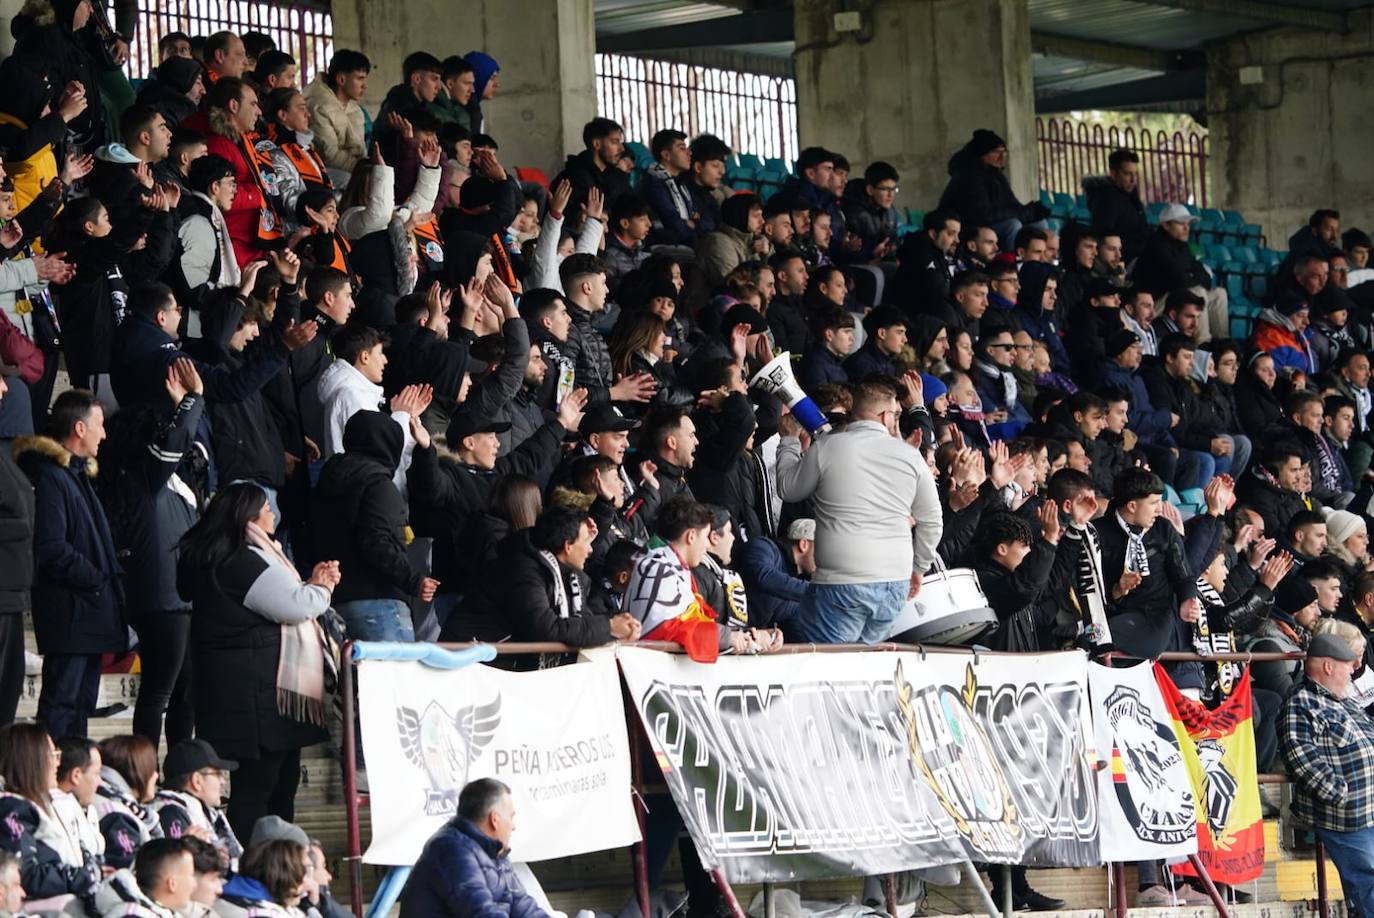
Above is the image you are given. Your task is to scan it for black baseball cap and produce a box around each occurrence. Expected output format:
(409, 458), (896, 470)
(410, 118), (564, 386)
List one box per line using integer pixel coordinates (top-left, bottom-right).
(1086, 277), (1121, 300)
(579, 404), (639, 436)
(721, 303), (767, 336)
(447, 413), (511, 443)
(164, 739), (237, 780)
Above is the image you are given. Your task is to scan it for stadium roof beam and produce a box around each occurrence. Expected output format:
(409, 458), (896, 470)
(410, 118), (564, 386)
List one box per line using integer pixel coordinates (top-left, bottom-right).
(597, 8), (793, 52)
(1030, 32), (1200, 72)
(1035, 70), (1207, 113)
(1126, 0), (1349, 33)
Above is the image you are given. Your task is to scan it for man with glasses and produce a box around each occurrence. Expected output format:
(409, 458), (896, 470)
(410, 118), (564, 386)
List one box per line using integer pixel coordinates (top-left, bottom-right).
(152, 739), (243, 868)
(842, 161), (900, 262)
(775, 378), (942, 644)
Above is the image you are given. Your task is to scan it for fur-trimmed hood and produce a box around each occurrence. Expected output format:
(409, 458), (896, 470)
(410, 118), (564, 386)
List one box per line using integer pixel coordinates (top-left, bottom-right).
(12, 434), (98, 478)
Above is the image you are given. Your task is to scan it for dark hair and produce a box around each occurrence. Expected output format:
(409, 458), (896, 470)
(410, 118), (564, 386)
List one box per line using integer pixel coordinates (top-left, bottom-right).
(689, 134), (730, 165)
(471, 133), (498, 150)
(721, 193), (760, 233)
(170, 127), (207, 161)
(610, 193), (650, 228)
(1113, 467), (1165, 504)
(206, 76), (250, 114)
(985, 260), (1017, 280)
(650, 129), (687, 163)
(694, 357), (738, 393)
(1108, 149), (1139, 170)
(1047, 468), (1096, 504)
(255, 50), (296, 83)
(56, 736), (97, 784)
(182, 836), (225, 877)
(832, 153), (850, 173)
(864, 161), (899, 186)
(603, 540), (641, 577)
(922, 208), (959, 234)
(1165, 289), (1204, 312)
(264, 87), (303, 126)
(188, 153), (236, 194)
(583, 117), (623, 148)
(951, 270), (990, 295)
(655, 497), (713, 542)
(178, 482), (269, 570)
(570, 454), (618, 494)
(1158, 333), (1196, 361)
(531, 507), (589, 555)
(974, 511), (1034, 558)
(1343, 228), (1371, 253)
(1260, 445), (1305, 475)
(1302, 558), (1343, 583)
(240, 31), (276, 60)
(1014, 226), (1048, 250)
(240, 839), (308, 905)
(1355, 570), (1374, 602)
(1310, 208), (1340, 229)
(441, 54), (473, 81)
(128, 280), (180, 325)
(205, 31), (239, 64)
(1286, 389), (1324, 416)
(403, 51), (443, 80)
(1326, 394), (1357, 419)
(49, 389), (101, 441)
(519, 288), (565, 325)
(120, 105), (163, 148)
(491, 475), (542, 531)
(394, 293), (430, 327)
(134, 838), (190, 897)
(457, 777), (510, 823)
(47, 196), (106, 250)
(863, 305), (907, 336)
(0, 724), (55, 812)
(331, 324), (385, 365)
(809, 305), (854, 338)
(99, 735), (159, 803)
(327, 50), (371, 88)
(559, 253), (607, 291)
(307, 266), (351, 304)
(438, 122), (472, 155)
(796, 146), (835, 174)
(1286, 509), (1327, 542)
(158, 31), (191, 57)
(1066, 390), (1108, 418)
(643, 405), (690, 453)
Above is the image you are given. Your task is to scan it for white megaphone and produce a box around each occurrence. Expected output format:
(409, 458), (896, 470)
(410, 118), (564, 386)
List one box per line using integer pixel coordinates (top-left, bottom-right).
(750, 351), (831, 434)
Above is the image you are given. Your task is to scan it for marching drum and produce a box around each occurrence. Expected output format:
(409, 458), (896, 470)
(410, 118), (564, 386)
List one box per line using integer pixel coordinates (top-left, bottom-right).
(884, 565), (997, 646)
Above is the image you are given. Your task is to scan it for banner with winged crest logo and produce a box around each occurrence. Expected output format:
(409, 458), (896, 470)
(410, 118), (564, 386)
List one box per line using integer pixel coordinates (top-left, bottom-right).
(356, 655), (640, 865)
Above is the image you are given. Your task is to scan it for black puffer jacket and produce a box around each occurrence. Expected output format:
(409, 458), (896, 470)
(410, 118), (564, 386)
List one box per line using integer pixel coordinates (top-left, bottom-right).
(937, 151), (1035, 229)
(313, 411), (422, 603)
(1083, 175), (1150, 261)
(551, 149), (633, 221)
(1234, 465), (1309, 538)
(1132, 227), (1212, 297)
(566, 302), (615, 404)
(892, 232), (954, 318)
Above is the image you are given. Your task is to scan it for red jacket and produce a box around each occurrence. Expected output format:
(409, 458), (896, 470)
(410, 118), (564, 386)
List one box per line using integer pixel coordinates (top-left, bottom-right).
(183, 111), (276, 266)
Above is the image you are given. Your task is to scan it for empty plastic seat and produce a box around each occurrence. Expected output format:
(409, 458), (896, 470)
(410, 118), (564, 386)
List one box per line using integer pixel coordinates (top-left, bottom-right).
(738, 152), (764, 171)
(1209, 243), (1232, 262)
(1246, 274), (1270, 301)
(764, 157), (790, 174)
(1071, 205), (1092, 224)
(1039, 189), (1054, 208)
(1052, 192), (1075, 215)
(1231, 245), (1258, 264)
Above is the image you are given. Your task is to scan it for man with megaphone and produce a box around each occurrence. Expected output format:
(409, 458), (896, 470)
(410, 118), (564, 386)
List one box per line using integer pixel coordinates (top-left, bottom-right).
(774, 377), (942, 644)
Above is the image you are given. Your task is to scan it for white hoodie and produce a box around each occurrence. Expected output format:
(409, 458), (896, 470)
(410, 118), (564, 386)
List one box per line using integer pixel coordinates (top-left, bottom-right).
(315, 360), (415, 495)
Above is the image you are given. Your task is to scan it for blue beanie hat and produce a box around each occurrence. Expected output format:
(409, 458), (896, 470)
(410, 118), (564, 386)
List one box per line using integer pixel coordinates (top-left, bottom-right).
(464, 51), (500, 100)
(921, 373), (948, 406)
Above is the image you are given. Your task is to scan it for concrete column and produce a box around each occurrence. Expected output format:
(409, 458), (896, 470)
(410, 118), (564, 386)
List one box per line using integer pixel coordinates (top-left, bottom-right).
(330, 0), (597, 176)
(1207, 8), (1374, 243)
(793, 0), (1036, 211)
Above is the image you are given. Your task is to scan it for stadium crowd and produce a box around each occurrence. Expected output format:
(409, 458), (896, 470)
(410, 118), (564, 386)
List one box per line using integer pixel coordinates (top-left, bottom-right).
(0, 8), (1373, 918)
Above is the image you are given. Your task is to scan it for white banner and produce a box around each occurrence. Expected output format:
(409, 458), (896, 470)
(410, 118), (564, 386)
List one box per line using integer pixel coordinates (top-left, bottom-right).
(618, 647), (1100, 882)
(1088, 661), (1198, 862)
(357, 655), (641, 865)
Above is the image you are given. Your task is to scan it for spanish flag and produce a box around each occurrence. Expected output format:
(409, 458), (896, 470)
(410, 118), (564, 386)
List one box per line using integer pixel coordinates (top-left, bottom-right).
(1154, 664), (1265, 885)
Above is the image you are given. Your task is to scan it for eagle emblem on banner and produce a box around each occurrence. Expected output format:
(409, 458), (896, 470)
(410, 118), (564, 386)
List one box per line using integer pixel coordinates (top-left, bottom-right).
(397, 695), (502, 815)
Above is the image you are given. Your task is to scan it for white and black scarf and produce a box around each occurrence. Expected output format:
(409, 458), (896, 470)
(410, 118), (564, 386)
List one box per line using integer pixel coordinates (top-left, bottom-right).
(1117, 512), (1150, 577)
(975, 357), (1017, 410)
(1066, 522), (1112, 646)
(538, 550), (583, 619)
(1194, 575), (1242, 700)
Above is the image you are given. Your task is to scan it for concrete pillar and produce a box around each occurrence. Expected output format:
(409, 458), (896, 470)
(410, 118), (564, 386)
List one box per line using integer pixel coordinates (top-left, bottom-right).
(330, 0), (597, 176)
(793, 0), (1037, 212)
(1207, 8), (1374, 244)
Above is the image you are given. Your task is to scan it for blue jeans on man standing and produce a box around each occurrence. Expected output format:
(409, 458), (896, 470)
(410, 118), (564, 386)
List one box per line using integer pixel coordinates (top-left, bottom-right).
(336, 599), (415, 642)
(1316, 825), (1374, 918)
(794, 580), (908, 644)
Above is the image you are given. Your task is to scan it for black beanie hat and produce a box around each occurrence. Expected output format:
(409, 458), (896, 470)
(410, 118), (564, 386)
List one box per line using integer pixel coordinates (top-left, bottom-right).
(158, 57), (204, 95)
(965, 129), (1007, 159)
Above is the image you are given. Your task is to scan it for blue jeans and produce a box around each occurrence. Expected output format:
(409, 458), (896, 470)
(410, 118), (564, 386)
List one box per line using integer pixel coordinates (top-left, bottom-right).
(1212, 433), (1252, 480)
(1175, 449), (1214, 492)
(1317, 825), (1374, 918)
(336, 599), (415, 642)
(794, 580), (907, 644)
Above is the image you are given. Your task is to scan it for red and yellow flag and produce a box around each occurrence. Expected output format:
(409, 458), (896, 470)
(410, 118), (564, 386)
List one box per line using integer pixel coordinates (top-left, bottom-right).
(1154, 664), (1265, 885)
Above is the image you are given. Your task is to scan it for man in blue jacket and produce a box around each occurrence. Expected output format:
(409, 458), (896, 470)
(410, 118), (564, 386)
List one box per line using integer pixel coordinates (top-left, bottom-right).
(736, 518), (815, 636)
(1099, 329), (1191, 489)
(401, 778), (548, 918)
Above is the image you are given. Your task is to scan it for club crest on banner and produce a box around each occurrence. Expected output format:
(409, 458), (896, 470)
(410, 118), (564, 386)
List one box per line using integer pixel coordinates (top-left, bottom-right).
(895, 661), (1021, 859)
(1197, 740), (1239, 839)
(1103, 684), (1193, 845)
(397, 694), (502, 815)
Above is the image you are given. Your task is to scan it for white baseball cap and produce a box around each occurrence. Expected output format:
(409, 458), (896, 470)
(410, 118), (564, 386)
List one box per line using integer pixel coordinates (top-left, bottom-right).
(1159, 203), (1199, 225)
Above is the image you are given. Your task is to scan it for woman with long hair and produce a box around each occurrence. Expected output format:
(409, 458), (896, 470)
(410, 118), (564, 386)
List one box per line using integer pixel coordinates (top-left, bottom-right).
(221, 838), (311, 917)
(451, 475), (544, 608)
(909, 316), (949, 374)
(608, 312), (695, 418)
(92, 734), (162, 870)
(177, 482), (340, 843)
(944, 326), (976, 374)
(0, 723), (98, 900)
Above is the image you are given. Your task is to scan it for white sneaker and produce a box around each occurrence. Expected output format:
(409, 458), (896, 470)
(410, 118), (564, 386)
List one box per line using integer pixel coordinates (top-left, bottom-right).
(24, 651), (41, 676)
(1134, 886), (1177, 907)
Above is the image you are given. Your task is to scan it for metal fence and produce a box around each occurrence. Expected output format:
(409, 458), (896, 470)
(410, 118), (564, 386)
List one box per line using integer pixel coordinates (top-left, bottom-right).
(120, 0), (333, 86)
(1036, 116), (1209, 207)
(596, 52), (798, 164)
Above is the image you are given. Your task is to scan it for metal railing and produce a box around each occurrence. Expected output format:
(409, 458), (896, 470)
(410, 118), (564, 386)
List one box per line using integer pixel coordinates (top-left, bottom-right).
(1036, 116), (1209, 207)
(596, 52), (799, 164)
(119, 0), (333, 86)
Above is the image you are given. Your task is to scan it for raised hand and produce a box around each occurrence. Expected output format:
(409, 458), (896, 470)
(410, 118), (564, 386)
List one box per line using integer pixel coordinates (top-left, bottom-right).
(409, 411), (431, 449)
(899, 370), (924, 409)
(610, 372), (656, 403)
(584, 186), (605, 223)
(238, 259), (267, 297)
(386, 112), (413, 139)
(61, 152), (94, 184)
(133, 160), (155, 189)
(418, 135), (441, 169)
(1038, 499), (1061, 544)
(33, 252), (75, 284)
(309, 561), (342, 590)
(1247, 535), (1277, 570)
(482, 272), (516, 316)
(0, 222), (23, 250)
(550, 179), (572, 218)
(280, 319), (319, 352)
(268, 248), (301, 286)
(391, 383), (434, 418)
(159, 181), (182, 210)
(1259, 550), (1293, 590)
(557, 387), (589, 432)
(456, 277), (484, 329)
(57, 81), (87, 122)
(370, 142), (385, 167)
(164, 356), (202, 403)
